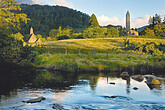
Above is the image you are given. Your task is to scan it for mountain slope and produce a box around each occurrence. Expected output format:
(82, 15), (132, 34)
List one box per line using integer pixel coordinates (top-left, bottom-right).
(18, 4), (90, 36)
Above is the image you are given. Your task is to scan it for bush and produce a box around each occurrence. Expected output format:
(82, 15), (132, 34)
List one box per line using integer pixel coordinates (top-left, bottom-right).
(0, 33), (23, 64)
(57, 35), (69, 40)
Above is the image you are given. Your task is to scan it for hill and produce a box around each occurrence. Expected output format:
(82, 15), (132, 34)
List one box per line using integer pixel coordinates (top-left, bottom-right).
(17, 4), (90, 36)
(137, 25), (148, 32)
(103, 24), (122, 31)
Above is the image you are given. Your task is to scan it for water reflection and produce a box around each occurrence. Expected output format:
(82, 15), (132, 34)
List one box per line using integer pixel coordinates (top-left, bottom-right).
(0, 70), (165, 109)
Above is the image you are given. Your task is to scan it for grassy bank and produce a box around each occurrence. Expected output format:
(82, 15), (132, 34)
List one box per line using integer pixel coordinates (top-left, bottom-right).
(33, 38), (165, 73)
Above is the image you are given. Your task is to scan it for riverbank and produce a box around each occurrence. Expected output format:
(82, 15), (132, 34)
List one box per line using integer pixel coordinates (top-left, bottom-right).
(33, 52), (164, 74)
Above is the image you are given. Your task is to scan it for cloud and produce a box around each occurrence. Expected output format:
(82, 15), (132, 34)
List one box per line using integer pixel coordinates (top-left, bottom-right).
(32, 0), (45, 5)
(17, 0), (34, 4)
(52, 0), (73, 8)
(16, 0), (73, 8)
(131, 15), (150, 28)
(97, 15), (151, 28)
(97, 15), (125, 27)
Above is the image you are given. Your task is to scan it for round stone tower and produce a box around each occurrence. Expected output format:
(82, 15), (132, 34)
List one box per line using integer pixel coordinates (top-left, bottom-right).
(126, 11), (130, 33)
(30, 27), (33, 35)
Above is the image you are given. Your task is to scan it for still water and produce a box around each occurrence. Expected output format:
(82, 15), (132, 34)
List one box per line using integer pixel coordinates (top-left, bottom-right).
(0, 70), (165, 110)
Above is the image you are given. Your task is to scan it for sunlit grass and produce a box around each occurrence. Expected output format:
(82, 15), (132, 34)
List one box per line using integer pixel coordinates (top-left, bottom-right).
(43, 38), (165, 51)
(34, 38), (165, 72)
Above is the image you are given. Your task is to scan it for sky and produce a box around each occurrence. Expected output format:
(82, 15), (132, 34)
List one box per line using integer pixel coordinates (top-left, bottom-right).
(16, 0), (165, 28)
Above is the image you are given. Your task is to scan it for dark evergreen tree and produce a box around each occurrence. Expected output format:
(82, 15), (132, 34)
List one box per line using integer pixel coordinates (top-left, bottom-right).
(89, 14), (100, 28)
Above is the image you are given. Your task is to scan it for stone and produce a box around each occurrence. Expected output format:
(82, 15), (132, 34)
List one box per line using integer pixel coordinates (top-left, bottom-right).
(151, 79), (161, 85)
(28, 33), (37, 43)
(22, 96), (46, 103)
(143, 75), (156, 79)
(109, 82), (115, 85)
(126, 11), (130, 33)
(52, 103), (63, 109)
(120, 71), (129, 77)
(131, 75), (144, 82)
(133, 87), (138, 90)
(109, 96), (117, 98)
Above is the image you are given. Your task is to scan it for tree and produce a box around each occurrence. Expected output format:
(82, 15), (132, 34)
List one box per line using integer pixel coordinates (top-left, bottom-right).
(0, 32), (23, 64)
(10, 32), (24, 42)
(119, 29), (126, 36)
(89, 14), (99, 28)
(36, 34), (46, 42)
(57, 26), (62, 37)
(154, 24), (164, 37)
(107, 27), (119, 37)
(144, 28), (155, 37)
(82, 28), (94, 38)
(148, 14), (161, 26)
(163, 16), (165, 24)
(49, 29), (58, 39)
(0, 0), (30, 34)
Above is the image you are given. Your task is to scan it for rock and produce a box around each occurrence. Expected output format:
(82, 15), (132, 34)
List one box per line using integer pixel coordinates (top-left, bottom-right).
(109, 82), (115, 85)
(109, 96), (117, 98)
(22, 96), (46, 103)
(120, 72), (129, 78)
(147, 84), (160, 90)
(133, 87), (138, 90)
(52, 103), (63, 109)
(151, 79), (161, 85)
(131, 75), (144, 82)
(143, 75), (156, 79)
(102, 96), (117, 99)
(145, 77), (161, 85)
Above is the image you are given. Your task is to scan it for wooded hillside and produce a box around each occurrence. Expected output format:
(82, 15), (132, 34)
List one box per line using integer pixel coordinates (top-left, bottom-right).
(17, 4), (90, 36)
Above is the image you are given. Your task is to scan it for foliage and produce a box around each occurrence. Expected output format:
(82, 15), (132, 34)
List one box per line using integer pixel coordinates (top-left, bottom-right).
(89, 14), (100, 28)
(141, 22), (165, 38)
(10, 32), (24, 42)
(17, 4), (90, 36)
(0, 0), (30, 34)
(124, 41), (165, 56)
(154, 23), (164, 37)
(49, 26), (73, 40)
(104, 25), (122, 31)
(82, 27), (107, 38)
(82, 26), (120, 38)
(120, 29), (127, 36)
(148, 14), (161, 26)
(21, 45), (47, 63)
(0, 32), (47, 64)
(144, 28), (155, 38)
(107, 27), (119, 37)
(0, 32), (23, 64)
(36, 34), (47, 42)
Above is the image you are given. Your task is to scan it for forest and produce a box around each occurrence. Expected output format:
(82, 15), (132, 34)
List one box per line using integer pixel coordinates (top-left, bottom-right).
(16, 4), (90, 36)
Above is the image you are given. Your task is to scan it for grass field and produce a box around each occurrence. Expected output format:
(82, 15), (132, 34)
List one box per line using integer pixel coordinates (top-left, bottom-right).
(43, 38), (165, 50)
(34, 38), (165, 73)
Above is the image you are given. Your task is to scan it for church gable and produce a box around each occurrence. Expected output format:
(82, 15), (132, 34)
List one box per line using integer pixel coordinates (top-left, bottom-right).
(28, 34), (37, 43)
(28, 27), (38, 43)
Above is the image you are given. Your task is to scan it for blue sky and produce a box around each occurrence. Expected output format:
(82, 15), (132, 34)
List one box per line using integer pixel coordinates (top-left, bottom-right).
(17, 0), (165, 28)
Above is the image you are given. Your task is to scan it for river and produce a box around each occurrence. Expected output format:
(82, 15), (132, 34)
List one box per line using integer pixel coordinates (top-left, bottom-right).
(0, 69), (165, 110)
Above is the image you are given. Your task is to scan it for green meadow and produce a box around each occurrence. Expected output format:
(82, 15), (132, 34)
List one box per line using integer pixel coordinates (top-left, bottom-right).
(33, 38), (165, 73)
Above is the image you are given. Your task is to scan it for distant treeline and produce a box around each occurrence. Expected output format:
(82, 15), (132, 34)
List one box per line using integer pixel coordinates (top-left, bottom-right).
(16, 4), (90, 36)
